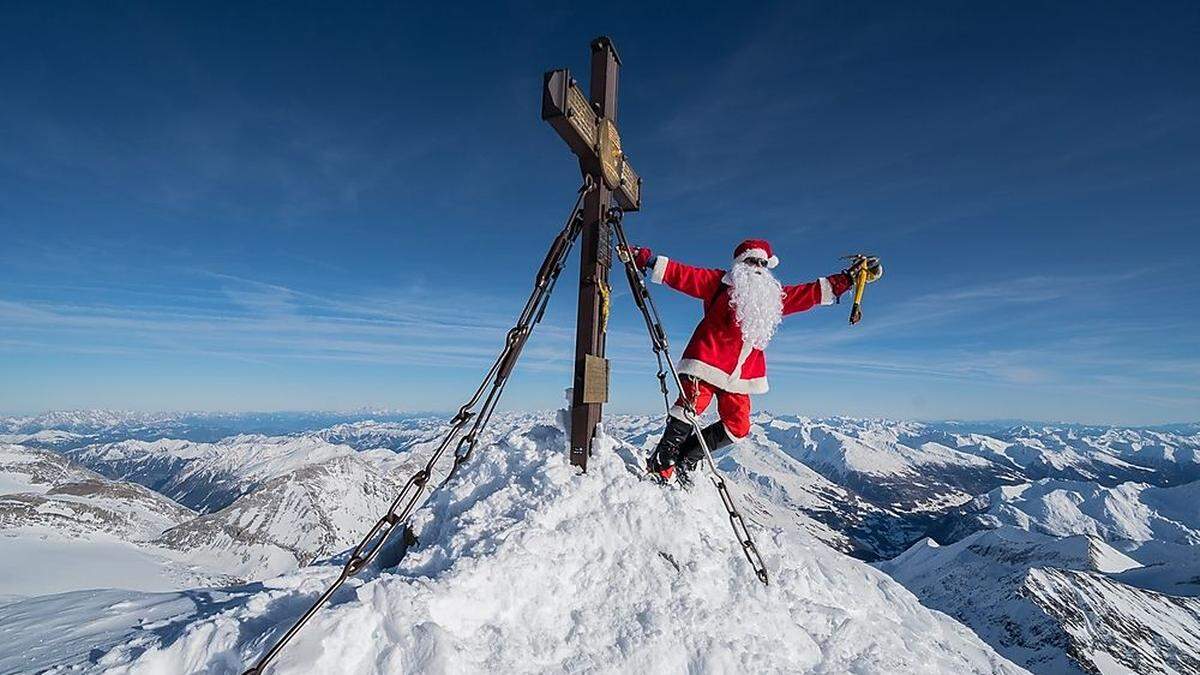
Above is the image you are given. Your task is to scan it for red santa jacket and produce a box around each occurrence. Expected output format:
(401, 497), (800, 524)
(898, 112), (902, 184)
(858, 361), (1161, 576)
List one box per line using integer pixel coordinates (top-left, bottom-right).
(650, 255), (853, 394)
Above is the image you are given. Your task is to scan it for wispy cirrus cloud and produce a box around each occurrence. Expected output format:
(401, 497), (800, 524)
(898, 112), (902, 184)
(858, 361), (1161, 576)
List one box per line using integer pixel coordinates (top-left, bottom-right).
(0, 272), (577, 371)
(763, 267), (1198, 415)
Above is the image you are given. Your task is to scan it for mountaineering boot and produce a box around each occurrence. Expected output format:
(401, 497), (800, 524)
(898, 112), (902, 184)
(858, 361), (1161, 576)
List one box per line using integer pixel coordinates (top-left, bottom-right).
(675, 422), (735, 484)
(646, 416), (693, 481)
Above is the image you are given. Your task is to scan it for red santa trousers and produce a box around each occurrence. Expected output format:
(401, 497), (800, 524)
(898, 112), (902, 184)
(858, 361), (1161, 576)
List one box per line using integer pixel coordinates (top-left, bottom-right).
(669, 376), (752, 439)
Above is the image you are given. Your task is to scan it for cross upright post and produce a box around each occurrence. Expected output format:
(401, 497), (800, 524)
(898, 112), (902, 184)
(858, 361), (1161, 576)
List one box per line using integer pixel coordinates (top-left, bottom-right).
(542, 36), (642, 471)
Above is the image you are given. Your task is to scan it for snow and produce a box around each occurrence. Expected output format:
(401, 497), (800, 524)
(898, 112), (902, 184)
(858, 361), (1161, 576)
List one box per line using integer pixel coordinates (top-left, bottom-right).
(962, 478), (1200, 593)
(0, 533), (227, 598)
(1024, 567), (1200, 674)
(0, 442), (98, 494)
(1110, 540), (1200, 597)
(155, 454), (409, 579)
(1089, 651), (1137, 675)
(878, 527), (1199, 674)
(2, 410), (1197, 673)
(8, 416), (1024, 674)
(913, 424), (1200, 485)
(0, 588), (230, 675)
(712, 430), (859, 551)
(970, 479), (1199, 544)
(0, 475), (36, 495)
(0, 430), (88, 447)
(880, 527), (1140, 579)
(742, 417), (1026, 520)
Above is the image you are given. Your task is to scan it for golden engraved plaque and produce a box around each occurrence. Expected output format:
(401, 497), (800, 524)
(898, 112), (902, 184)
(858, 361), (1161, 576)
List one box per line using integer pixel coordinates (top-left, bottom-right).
(597, 118), (623, 190)
(581, 353), (609, 404)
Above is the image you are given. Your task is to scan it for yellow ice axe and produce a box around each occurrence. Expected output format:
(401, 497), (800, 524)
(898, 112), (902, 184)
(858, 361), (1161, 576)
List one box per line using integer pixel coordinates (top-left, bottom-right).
(841, 254), (873, 326)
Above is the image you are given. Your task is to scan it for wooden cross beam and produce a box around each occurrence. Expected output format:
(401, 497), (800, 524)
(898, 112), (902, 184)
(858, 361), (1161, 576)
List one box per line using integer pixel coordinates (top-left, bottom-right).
(542, 36), (642, 471)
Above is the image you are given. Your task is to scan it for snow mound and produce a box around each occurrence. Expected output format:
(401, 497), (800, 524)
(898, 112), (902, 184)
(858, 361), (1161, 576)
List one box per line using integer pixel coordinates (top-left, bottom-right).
(73, 417), (1021, 674)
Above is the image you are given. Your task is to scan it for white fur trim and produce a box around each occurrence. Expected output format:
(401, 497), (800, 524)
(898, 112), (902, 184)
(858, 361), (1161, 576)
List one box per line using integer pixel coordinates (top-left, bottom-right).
(735, 248), (769, 262)
(733, 341), (755, 374)
(818, 276), (834, 305)
(677, 358), (769, 394)
(735, 248), (780, 269)
(650, 255), (669, 284)
(669, 405), (747, 439)
(724, 421), (748, 439)
(668, 405), (693, 422)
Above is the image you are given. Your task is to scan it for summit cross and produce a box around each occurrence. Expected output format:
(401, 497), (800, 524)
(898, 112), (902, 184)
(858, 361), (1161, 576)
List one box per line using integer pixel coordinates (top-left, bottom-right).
(541, 36), (642, 471)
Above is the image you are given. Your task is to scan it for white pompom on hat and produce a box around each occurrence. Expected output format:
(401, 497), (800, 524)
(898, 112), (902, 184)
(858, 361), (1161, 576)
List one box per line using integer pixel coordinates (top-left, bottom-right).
(733, 238), (779, 269)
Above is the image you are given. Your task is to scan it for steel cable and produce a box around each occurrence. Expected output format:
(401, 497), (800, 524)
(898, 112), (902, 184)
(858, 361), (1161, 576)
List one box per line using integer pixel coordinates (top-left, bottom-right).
(609, 211), (770, 585)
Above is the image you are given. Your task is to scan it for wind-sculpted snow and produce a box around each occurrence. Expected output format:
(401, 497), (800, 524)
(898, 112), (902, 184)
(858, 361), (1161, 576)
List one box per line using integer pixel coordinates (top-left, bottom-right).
(11, 415), (1024, 675)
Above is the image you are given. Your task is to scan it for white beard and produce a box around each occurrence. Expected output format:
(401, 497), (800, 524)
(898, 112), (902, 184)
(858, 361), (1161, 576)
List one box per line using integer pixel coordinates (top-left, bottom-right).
(728, 262), (783, 350)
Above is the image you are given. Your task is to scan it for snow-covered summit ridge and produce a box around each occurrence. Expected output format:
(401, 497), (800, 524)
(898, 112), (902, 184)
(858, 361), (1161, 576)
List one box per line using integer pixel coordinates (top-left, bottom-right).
(43, 414), (1023, 675)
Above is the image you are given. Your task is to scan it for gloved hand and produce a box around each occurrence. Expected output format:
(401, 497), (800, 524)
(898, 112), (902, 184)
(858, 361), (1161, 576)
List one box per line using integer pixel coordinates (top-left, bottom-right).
(622, 245), (655, 272)
(843, 255), (883, 284)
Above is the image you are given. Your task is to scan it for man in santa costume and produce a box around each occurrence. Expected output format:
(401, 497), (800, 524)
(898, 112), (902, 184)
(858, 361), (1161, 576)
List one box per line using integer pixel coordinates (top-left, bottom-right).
(625, 239), (882, 482)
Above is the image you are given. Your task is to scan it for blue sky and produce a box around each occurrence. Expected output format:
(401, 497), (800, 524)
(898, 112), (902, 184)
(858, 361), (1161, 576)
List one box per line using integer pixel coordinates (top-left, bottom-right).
(1, 2), (1197, 424)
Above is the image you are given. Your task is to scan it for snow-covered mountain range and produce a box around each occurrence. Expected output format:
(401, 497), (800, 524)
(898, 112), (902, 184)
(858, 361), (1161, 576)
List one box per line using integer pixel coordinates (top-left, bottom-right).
(154, 453), (410, 578)
(0, 409), (1196, 674)
(938, 478), (1200, 598)
(0, 416), (1024, 675)
(0, 443), (193, 540)
(878, 528), (1200, 674)
(0, 430), (427, 596)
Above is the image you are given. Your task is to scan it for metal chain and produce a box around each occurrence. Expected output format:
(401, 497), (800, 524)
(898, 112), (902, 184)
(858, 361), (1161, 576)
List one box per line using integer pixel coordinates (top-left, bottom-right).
(609, 211), (770, 586)
(242, 176), (596, 675)
(441, 179), (591, 482)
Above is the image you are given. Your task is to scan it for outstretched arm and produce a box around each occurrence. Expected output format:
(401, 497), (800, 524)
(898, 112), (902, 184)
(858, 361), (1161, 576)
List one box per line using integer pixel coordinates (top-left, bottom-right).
(651, 255), (725, 300)
(782, 272), (855, 315)
(625, 246), (724, 300)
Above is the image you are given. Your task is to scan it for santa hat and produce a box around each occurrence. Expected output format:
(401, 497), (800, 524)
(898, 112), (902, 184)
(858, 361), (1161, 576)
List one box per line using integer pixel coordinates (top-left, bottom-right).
(733, 239), (779, 269)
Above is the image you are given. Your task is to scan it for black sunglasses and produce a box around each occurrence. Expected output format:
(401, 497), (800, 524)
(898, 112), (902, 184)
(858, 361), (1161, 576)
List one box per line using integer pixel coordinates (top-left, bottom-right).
(742, 257), (768, 268)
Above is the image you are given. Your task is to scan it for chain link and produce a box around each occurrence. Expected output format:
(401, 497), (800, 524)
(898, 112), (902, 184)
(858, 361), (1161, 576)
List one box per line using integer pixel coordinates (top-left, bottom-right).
(609, 211), (770, 586)
(242, 177), (595, 675)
